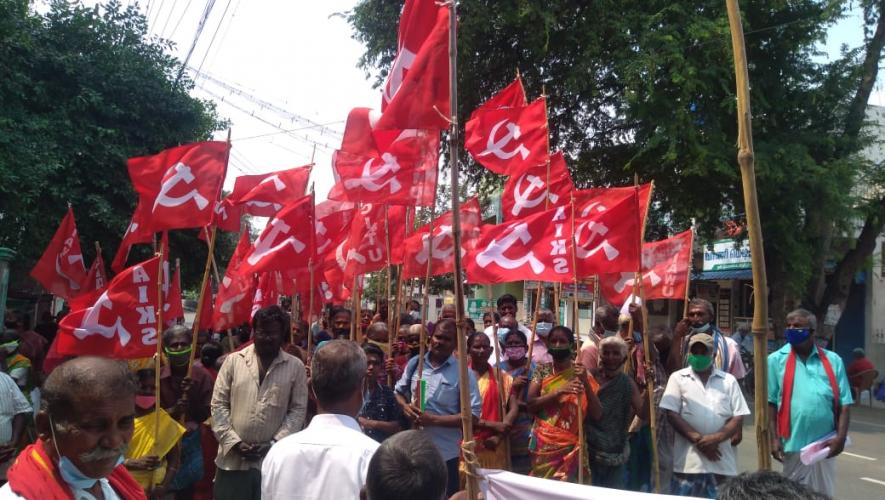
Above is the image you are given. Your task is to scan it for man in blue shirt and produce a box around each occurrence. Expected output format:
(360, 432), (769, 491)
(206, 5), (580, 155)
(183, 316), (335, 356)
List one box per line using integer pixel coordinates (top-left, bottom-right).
(395, 318), (481, 496)
(768, 308), (853, 498)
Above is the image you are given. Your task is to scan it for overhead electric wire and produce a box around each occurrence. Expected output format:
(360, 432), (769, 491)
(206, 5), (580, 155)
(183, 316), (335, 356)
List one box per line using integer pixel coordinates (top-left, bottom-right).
(149, 0), (167, 31)
(196, 0), (242, 81)
(159, 0), (187, 39)
(193, 0), (234, 77)
(174, 0), (218, 86)
(168, 0), (196, 40)
(194, 84), (337, 154)
(232, 121), (345, 142)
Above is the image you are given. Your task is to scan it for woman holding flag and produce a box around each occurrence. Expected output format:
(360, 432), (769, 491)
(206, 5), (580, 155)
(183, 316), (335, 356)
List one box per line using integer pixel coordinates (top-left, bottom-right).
(527, 326), (601, 483)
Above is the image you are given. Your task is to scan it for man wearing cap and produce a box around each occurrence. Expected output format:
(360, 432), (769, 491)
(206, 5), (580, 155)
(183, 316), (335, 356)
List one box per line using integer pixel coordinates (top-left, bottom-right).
(768, 308), (852, 498)
(660, 333), (750, 498)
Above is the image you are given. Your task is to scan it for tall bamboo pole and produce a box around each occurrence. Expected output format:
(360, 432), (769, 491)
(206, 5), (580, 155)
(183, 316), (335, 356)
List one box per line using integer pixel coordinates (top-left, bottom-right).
(445, 2), (478, 497)
(569, 199), (586, 484)
(415, 192), (439, 399)
(152, 233), (167, 465)
(485, 284), (510, 469)
(725, 0), (770, 470)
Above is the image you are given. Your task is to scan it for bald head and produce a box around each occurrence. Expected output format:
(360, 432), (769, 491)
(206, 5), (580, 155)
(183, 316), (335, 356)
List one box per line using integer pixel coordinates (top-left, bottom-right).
(42, 356), (136, 424)
(595, 305), (619, 332)
(366, 322), (389, 343)
(499, 314), (517, 330)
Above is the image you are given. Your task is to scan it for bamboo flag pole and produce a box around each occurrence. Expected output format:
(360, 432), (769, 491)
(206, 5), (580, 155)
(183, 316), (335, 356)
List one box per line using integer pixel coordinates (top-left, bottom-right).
(352, 274), (361, 341)
(526, 284), (543, 364)
(445, 2), (478, 497)
(485, 284), (510, 470)
(633, 181), (661, 493)
(725, 0), (771, 470)
(683, 226), (695, 317)
(568, 198), (586, 484)
(187, 227), (218, 377)
(415, 183), (440, 402)
(152, 232), (167, 464)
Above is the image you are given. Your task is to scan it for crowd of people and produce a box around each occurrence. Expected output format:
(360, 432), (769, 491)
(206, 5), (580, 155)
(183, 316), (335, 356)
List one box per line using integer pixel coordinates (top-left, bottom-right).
(0, 295), (853, 499)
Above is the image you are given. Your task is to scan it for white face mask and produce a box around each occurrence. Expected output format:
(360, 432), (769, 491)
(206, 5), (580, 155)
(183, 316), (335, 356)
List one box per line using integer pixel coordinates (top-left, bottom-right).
(535, 322), (553, 336)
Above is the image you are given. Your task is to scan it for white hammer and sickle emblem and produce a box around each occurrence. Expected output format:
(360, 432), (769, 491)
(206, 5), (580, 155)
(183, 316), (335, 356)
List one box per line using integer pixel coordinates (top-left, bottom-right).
(73, 292), (132, 346)
(475, 222), (545, 273)
(219, 277), (247, 314)
(343, 154), (402, 193)
(153, 162), (210, 212)
(580, 201), (607, 217)
(247, 218), (307, 266)
(415, 225), (456, 264)
(258, 174), (286, 191)
(383, 49), (417, 103)
(478, 120), (530, 161)
(612, 270), (663, 293)
(510, 174), (560, 217)
(574, 221), (620, 261)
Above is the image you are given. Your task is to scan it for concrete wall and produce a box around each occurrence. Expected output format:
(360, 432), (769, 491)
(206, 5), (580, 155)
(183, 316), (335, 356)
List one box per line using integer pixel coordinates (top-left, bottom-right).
(865, 234), (885, 373)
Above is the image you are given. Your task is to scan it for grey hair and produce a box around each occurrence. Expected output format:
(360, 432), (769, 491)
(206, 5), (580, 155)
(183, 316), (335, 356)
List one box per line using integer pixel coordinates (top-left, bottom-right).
(786, 308), (817, 331)
(599, 335), (629, 358)
(689, 298), (715, 317)
(42, 357), (136, 428)
(310, 340), (367, 405)
(162, 324), (192, 345)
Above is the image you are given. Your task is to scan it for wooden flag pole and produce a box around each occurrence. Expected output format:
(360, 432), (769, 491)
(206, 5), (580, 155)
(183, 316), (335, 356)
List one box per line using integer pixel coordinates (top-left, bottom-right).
(525, 283), (543, 365)
(351, 274), (361, 341)
(152, 232), (167, 465)
(725, 0), (771, 470)
(187, 226), (217, 377)
(683, 226), (695, 317)
(415, 183), (440, 402)
(485, 284), (511, 470)
(568, 199), (586, 484)
(445, 2), (478, 497)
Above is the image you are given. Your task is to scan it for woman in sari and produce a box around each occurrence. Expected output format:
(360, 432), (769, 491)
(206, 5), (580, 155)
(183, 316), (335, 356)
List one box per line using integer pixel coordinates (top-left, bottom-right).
(467, 332), (518, 469)
(527, 326), (601, 483)
(498, 329), (535, 474)
(124, 368), (185, 498)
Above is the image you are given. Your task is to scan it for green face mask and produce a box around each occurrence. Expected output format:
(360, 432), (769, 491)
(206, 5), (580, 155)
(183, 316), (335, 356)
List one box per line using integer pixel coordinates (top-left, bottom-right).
(164, 346), (192, 366)
(687, 353), (713, 372)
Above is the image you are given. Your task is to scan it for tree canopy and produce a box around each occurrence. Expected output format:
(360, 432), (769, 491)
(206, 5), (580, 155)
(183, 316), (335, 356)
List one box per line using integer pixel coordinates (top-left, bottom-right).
(0, 0), (237, 291)
(349, 0), (885, 328)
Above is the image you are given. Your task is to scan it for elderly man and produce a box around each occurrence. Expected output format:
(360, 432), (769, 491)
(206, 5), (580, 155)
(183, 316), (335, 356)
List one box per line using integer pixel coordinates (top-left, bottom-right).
(396, 318), (481, 496)
(768, 308), (853, 498)
(211, 305), (308, 500)
(670, 299), (745, 379)
(262, 340), (379, 499)
(579, 304), (620, 371)
(0, 357), (145, 499)
(660, 333), (750, 498)
(366, 430), (447, 500)
(159, 325), (214, 498)
(0, 371), (30, 484)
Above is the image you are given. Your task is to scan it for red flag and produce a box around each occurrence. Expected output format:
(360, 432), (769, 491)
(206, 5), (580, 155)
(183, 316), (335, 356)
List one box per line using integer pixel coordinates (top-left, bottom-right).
(195, 276), (214, 331)
(236, 195), (314, 278)
(212, 231), (256, 331)
(501, 151), (574, 220)
(574, 183), (653, 228)
(55, 257), (163, 359)
(402, 197), (482, 278)
(329, 109), (439, 206)
(315, 200), (356, 257)
(70, 250), (109, 311)
(228, 166), (312, 217)
(465, 97), (549, 175)
(209, 200), (242, 234)
(111, 205), (154, 273)
(251, 273), (280, 319)
(165, 264), (184, 325)
(341, 204), (408, 277)
(469, 77), (527, 119)
(30, 208), (88, 299)
(464, 195), (641, 284)
(128, 141), (229, 232)
(376, 2), (450, 130)
(598, 229), (694, 307)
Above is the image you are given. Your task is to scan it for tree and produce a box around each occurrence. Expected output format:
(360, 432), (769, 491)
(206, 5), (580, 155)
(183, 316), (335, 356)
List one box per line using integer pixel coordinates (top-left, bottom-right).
(0, 0), (238, 292)
(349, 0), (885, 334)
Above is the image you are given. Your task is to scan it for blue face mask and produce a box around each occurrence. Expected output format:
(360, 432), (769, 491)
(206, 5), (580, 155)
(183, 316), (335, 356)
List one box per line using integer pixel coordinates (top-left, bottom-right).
(49, 416), (124, 491)
(535, 322), (553, 337)
(785, 327), (811, 346)
(603, 329), (618, 338)
(496, 328), (511, 345)
(692, 323), (712, 333)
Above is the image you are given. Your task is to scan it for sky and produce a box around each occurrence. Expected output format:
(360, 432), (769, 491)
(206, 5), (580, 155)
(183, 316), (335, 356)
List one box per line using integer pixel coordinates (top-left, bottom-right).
(37, 1), (885, 204)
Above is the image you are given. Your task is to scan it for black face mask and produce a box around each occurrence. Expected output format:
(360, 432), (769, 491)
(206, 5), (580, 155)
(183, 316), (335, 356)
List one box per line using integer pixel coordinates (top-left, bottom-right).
(548, 345), (572, 361)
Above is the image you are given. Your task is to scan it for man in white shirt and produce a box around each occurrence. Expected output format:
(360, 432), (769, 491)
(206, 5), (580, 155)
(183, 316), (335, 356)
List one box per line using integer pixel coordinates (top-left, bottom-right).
(660, 333), (750, 498)
(261, 340), (379, 499)
(0, 371), (30, 482)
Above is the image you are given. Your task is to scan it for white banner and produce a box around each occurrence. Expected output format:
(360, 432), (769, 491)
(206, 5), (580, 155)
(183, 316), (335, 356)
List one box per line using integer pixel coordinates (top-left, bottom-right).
(479, 469), (698, 500)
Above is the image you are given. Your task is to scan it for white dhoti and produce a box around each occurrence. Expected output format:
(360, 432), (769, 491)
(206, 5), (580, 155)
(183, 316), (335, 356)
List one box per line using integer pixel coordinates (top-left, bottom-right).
(783, 452), (835, 498)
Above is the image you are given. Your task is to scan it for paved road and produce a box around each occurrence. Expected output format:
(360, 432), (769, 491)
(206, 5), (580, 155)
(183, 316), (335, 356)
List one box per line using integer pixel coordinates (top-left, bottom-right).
(735, 402), (885, 499)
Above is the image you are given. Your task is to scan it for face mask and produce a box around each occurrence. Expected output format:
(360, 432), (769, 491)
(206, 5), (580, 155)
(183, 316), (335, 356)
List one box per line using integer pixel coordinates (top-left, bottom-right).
(211, 333), (221, 343)
(687, 353), (713, 372)
(602, 329), (618, 338)
(49, 416), (124, 490)
(164, 346), (192, 366)
(410, 310), (420, 319)
(332, 328), (350, 339)
(496, 327), (511, 345)
(692, 323), (712, 333)
(535, 322), (553, 337)
(785, 328), (811, 346)
(548, 345), (572, 361)
(0, 340), (19, 354)
(504, 346), (527, 360)
(134, 395), (156, 410)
